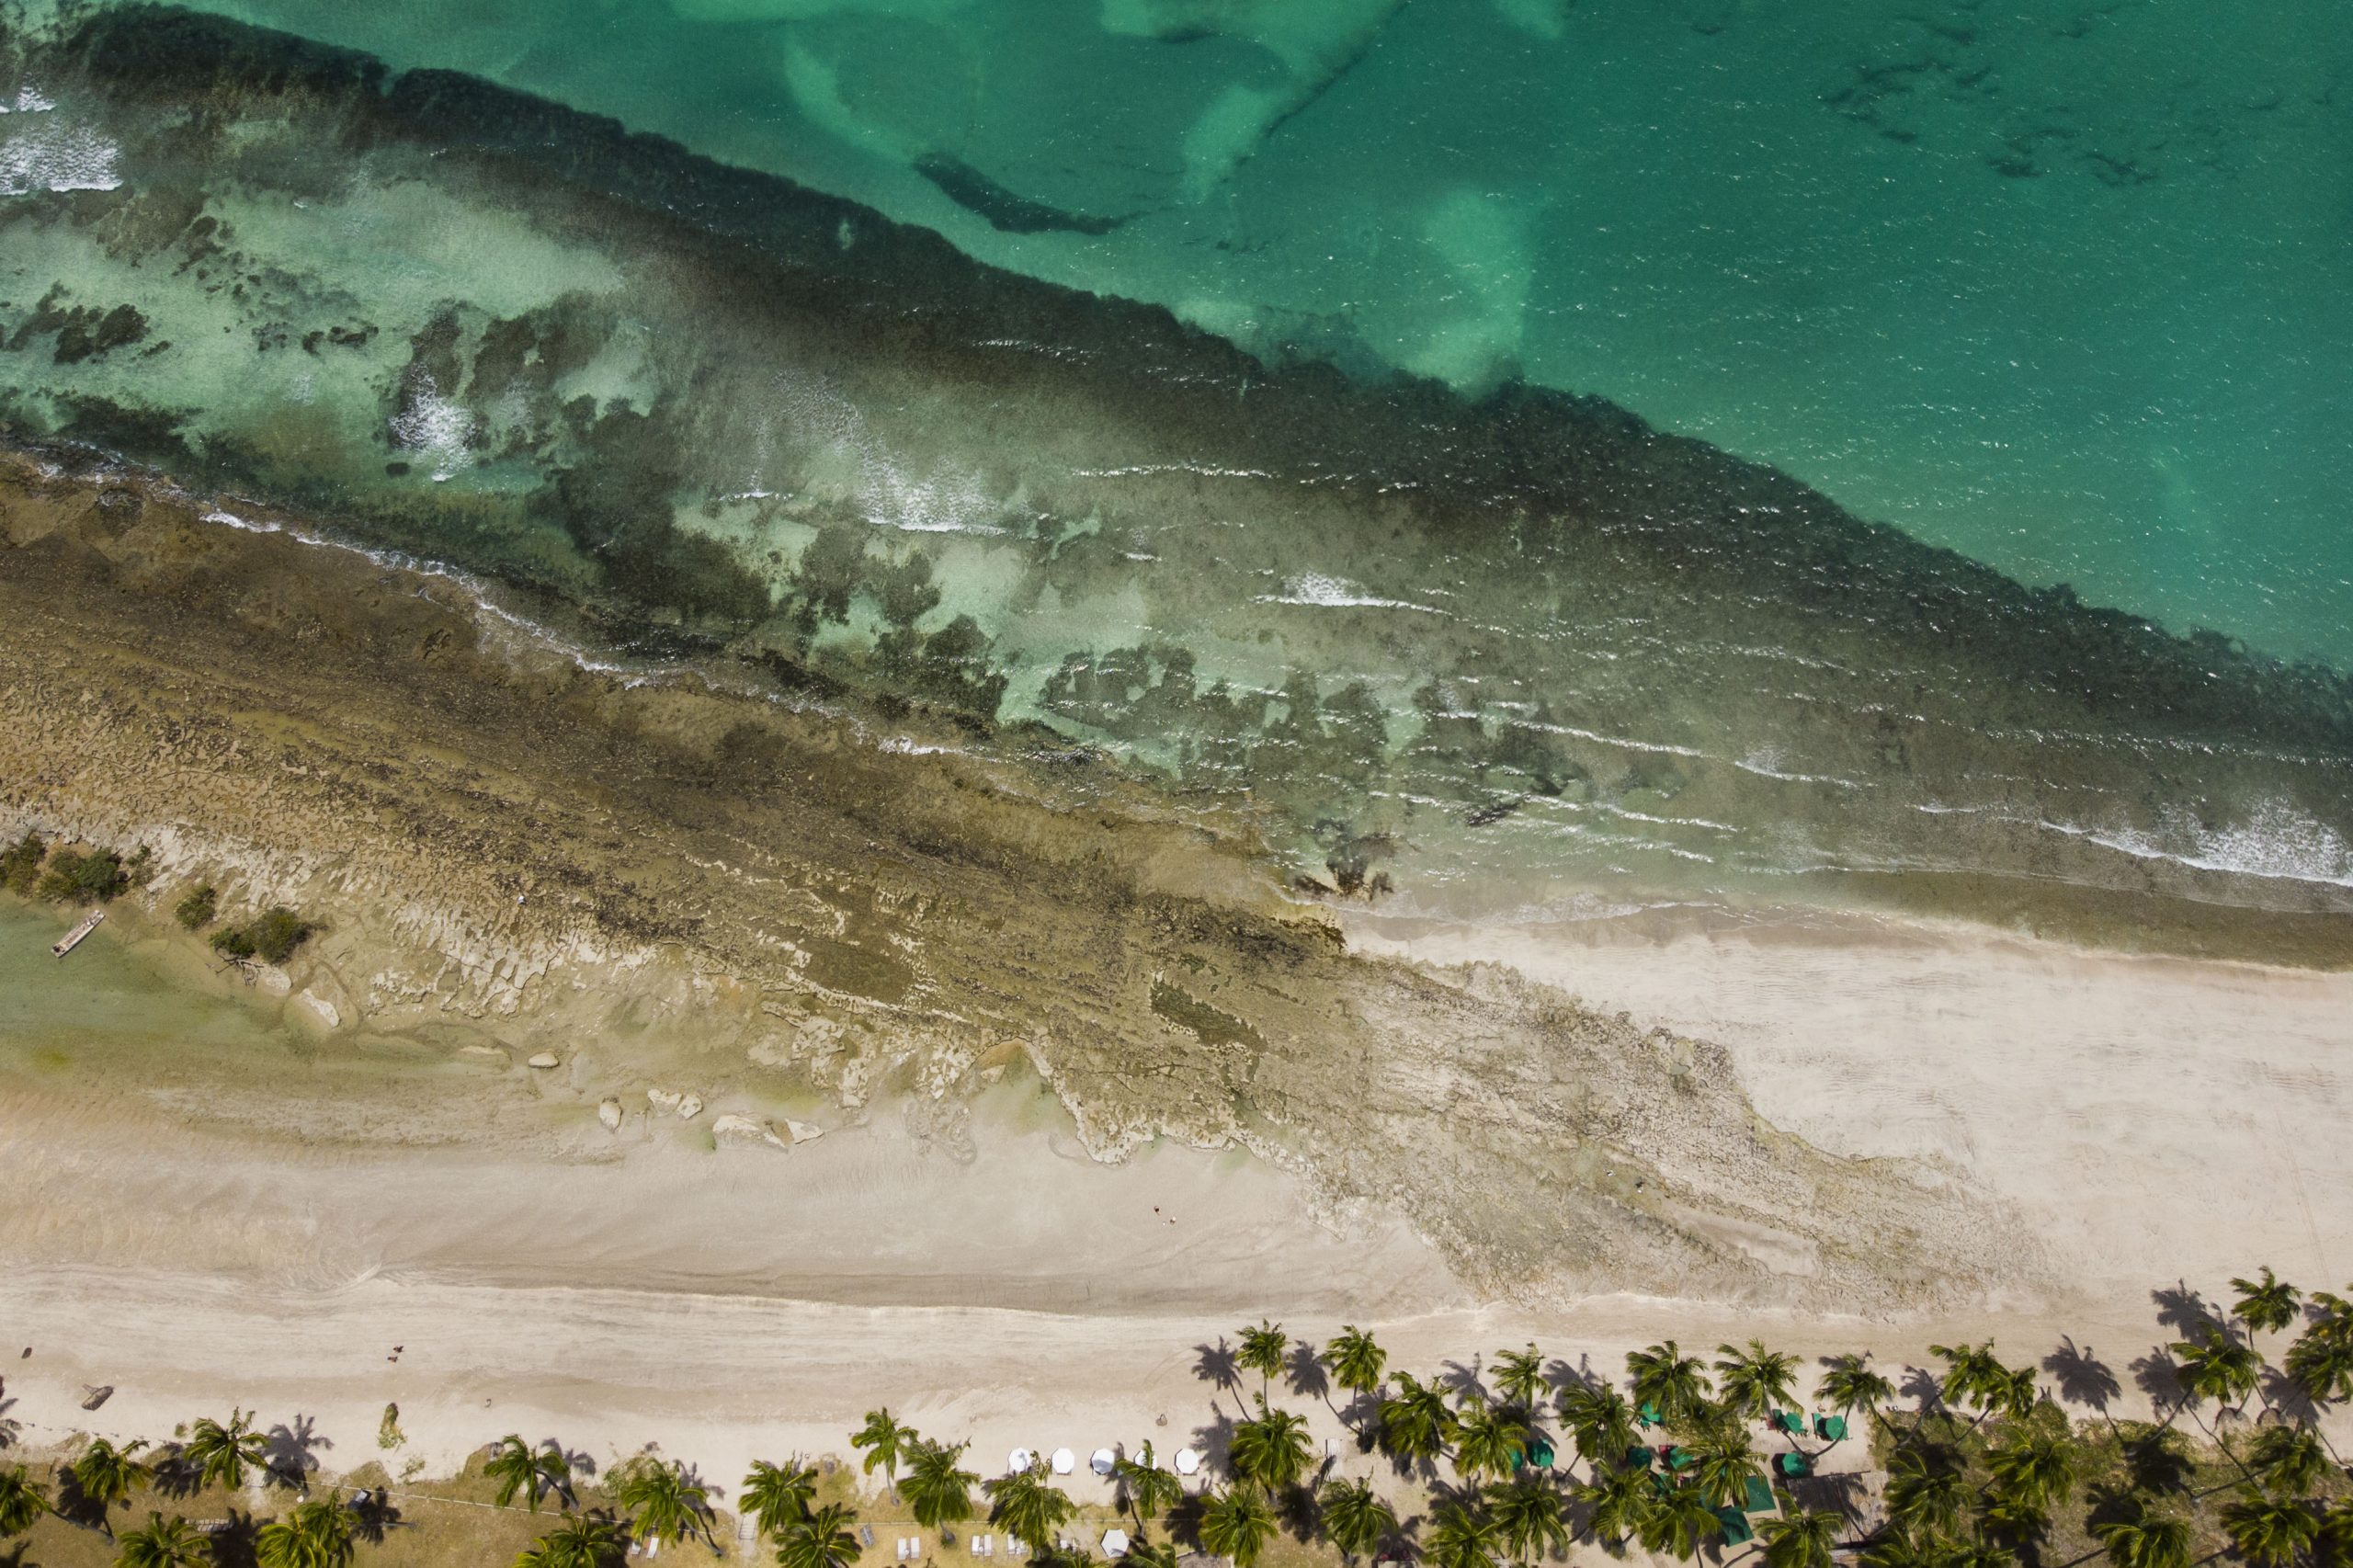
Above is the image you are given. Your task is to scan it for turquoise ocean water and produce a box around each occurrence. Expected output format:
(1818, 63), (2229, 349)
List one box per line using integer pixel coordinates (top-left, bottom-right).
(69, 0), (2353, 666)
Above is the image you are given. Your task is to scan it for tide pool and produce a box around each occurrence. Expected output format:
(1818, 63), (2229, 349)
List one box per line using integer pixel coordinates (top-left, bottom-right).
(31, 0), (2351, 667)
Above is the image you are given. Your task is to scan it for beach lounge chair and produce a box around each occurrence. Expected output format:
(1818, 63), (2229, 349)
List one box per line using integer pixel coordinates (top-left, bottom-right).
(1665, 1446), (1695, 1471)
(1745, 1476), (1775, 1514)
(1006, 1538), (1026, 1559)
(1776, 1452), (1813, 1479)
(1773, 1411), (1807, 1436)
(1815, 1415), (1849, 1442)
(1637, 1402), (1663, 1428)
(1716, 1506), (1755, 1546)
(861, 1527), (876, 1549)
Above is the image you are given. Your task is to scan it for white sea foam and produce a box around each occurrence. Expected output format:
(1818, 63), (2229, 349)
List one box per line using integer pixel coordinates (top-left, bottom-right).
(2040, 799), (2353, 889)
(1257, 573), (1447, 614)
(386, 376), (477, 483)
(0, 120), (121, 195)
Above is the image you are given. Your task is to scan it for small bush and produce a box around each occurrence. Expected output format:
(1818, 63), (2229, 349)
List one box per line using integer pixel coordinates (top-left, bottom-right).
(0, 832), (42, 894)
(175, 882), (219, 929)
(36, 847), (129, 903)
(208, 904), (314, 965)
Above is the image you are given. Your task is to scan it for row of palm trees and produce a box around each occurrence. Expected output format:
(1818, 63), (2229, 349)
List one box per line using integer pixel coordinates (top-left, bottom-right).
(4, 1266), (2348, 1568)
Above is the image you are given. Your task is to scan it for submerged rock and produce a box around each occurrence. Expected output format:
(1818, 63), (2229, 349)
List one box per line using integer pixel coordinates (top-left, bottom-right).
(526, 1051), (559, 1069)
(597, 1097), (622, 1131)
(711, 1112), (790, 1151)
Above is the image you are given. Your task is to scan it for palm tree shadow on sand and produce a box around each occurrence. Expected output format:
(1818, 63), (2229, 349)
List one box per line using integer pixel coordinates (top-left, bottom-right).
(1192, 1341), (1241, 1413)
(2042, 1337), (2122, 1418)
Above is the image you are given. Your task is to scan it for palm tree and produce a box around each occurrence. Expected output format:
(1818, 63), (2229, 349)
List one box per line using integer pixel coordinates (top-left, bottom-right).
(742, 1460), (819, 1540)
(1716, 1341), (1801, 1425)
(1885, 1447), (1968, 1539)
(256, 1498), (356, 1568)
(485, 1436), (569, 1512)
(74, 1438), (153, 1533)
(0, 1464), (51, 1538)
(1317, 1476), (1396, 1564)
(778, 1501), (863, 1568)
(1687, 1426), (1764, 1509)
(2245, 1424), (2330, 1497)
(1113, 1444), (1184, 1529)
(1198, 1485), (1276, 1568)
(1424, 1498), (1502, 1568)
(1984, 1425), (2079, 1510)
(512, 1509), (628, 1568)
(2219, 1490), (2317, 1568)
(1626, 1343), (1710, 1425)
(1379, 1373), (1458, 1465)
(984, 1463), (1074, 1553)
(1928, 1341), (2009, 1424)
(900, 1440), (979, 1532)
(1237, 1322), (1289, 1399)
(1494, 1346), (1548, 1416)
(1229, 1396), (1314, 1493)
(614, 1457), (709, 1548)
(852, 1410), (915, 1493)
(1817, 1354), (1896, 1442)
(1640, 1484), (1722, 1561)
(1760, 1507), (1844, 1568)
(1979, 1492), (2052, 1551)
(1325, 1328), (1389, 1422)
(2172, 1329), (2261, 1429)
(2283, 1316), (2353, 1407)
(2317, 1499), (2353, 1568)
(184, 1409), (270, 1493)
(1124, 1534), (1184, 1568)
(1574, 1467), (1652, 1553)
(1558, 1384), (1638, 1478)
(2089, 1497), (2191, 1568)
(115, 1511), (212, 1567)
(2230, 1269), (2302, 1341)
(1453, 1402), (1530, 1483)
(1484, 1471), (1568, 1567)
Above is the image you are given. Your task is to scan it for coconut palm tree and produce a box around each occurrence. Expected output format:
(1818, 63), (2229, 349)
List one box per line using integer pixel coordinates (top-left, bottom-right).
(1687, 1426), (1764, 1509)
(1558, 1384), (1638, 1479)
(1928, 1341), (2009, 1423)
(0, 1464), (50, 1538)
(2219, 1489), (2317, 1568)
(1760, 1507), (1844, 1568)
(2284, 1314), (2353, 1407)
(1236, 1322), (1288, 1400)
(852, 1410), (915, 1493)
(74, 1438), (153, 1534)
(2245, 1424), (2330, 1497)
(1484, 1471), (1568, 1567)
(1198, 1485), (1277, 1568)
(1229, 1397), (1314, 1493)
(256, 1498), (356, 1568)
(2089, 1497), (2191, 1568)
(485, 1436), (570, 1512)
(1574, 1467), (1652, 1554)
(1453, 1402), (1529, 1483)
(613, 1457), (710, 1548)
(778, 1501), (863, 1568)
(2317, 1499), (2353, 1568)
(1979, 1492), (2052, 1551)
(1113, 1444), (1184, 1529)
(742, 1460), (820, 1540)
(1425, 1498), (1503, 1568)
(1325, 1328), (1390, 1422)
(1716, 1341), (1801, 1425)
(1817, 1354), (1897, 1442)
(1379, 1373), (1458, 1465)
(984, 1462), (1074, 1553)
(2172, 1329), (2262, 1429)
(512, 1509), (629, 1568)
(1626, 1343), (1710, 1426)
(1123, 1534), (1184, 1568)
(1885, 1447), (1969, 1539)
(184, 1409), (270, 1493)
(900, 1440), (979, 1532)
(1639, 1484), (1722, 1561)
(1494, 1346), (1548, 1417)
(1317, 1476), (1396, 1564)
(2231, 1270), (2302, 1341)
(116, 1511), (211, 1567)
(1984, 1424), (2079, 1511)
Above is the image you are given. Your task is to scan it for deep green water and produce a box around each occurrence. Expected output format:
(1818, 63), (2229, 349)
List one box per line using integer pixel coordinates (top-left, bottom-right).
(1, 3), (2349, 924)
(26, 0), (2353, 667)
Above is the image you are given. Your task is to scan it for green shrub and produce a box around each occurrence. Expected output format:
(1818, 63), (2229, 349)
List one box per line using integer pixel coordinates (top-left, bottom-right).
(0, 832), (42, 894)
(36, 847), (129, 903)
(175, 882), (219, 929)
(208, 905), (314, 965)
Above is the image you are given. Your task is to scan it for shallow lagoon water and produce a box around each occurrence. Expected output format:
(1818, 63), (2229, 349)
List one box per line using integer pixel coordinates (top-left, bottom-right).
(32, 0), (2353, 667)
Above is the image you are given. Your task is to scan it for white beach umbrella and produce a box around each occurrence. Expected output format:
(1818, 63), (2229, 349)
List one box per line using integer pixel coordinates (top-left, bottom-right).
(1007, 1448), (1033, 1475)
(1051, 1447), (1075, 1475)
(1172, 1448), (1200, 1476)
(1090, 1448), (1117, 1476)
(1102, 1529), (1131, 1558)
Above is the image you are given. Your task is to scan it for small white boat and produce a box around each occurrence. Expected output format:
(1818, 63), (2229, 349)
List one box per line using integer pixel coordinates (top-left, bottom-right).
(51, 908), (103, 958)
